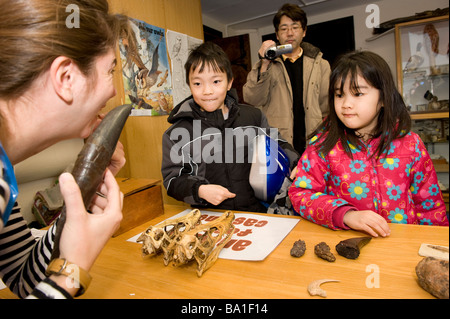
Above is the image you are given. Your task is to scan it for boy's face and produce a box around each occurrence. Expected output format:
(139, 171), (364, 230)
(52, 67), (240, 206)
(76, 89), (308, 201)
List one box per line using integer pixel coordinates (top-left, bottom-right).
(188, 63), (233, 113)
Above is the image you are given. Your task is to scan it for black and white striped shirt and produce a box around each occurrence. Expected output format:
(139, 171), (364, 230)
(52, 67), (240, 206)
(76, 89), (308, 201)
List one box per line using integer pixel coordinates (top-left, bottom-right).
(0, 202), (70, 299)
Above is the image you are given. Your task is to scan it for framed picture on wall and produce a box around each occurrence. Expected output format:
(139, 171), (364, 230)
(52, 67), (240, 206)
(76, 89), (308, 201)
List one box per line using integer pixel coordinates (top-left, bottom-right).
(395, 15), (449, 114)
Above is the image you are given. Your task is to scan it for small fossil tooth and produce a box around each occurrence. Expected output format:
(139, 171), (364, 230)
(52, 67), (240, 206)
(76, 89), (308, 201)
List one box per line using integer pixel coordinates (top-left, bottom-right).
(307, 279), (340, 298)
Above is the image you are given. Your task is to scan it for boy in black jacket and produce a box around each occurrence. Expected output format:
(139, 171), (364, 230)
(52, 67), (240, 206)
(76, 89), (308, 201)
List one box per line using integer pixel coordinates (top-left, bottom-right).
(161, 42), (299, 213)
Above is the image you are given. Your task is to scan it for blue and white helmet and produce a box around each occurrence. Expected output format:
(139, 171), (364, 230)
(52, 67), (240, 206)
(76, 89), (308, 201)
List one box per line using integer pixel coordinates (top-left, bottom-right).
(249, 135), (290, 203)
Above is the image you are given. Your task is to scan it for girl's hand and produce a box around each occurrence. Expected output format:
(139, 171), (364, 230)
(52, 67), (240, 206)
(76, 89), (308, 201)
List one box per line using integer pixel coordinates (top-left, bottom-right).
(290, 166), (298, 180)
(343, 210), (391, 237)
(198, 184), (236, 206)
(58, 169), (123, 272)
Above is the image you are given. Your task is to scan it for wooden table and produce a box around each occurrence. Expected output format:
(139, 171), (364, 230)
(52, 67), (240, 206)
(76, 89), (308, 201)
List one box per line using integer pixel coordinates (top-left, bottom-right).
(1, 205), (448, 300)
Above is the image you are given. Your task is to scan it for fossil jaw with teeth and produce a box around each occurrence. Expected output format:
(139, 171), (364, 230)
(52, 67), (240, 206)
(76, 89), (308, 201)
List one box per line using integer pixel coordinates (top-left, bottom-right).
(137, 210), (235, 276)
(170, 211), (235, 277)
(137, 209), (201, 265)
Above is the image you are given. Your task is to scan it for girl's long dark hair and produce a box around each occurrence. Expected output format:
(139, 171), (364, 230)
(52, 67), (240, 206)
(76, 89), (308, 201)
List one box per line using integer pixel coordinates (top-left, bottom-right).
(312, 50), (411, 159)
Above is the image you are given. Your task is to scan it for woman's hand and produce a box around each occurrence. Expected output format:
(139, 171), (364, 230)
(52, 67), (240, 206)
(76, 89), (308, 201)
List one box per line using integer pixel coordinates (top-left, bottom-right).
(94, 113), (126, 176)
(58, 169), (123, 272)
(108, 141), (126, 176)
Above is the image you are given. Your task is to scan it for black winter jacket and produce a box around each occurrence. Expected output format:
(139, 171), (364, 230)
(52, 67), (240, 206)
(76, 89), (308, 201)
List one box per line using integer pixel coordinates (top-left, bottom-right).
(161, 93), (299, 213)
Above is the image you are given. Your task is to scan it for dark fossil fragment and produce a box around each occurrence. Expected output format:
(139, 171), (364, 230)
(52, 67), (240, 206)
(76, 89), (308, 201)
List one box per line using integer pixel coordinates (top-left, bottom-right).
(335, 237), (372, 259)
(314, 242), (335, 262)
(290, 239), (306, 257)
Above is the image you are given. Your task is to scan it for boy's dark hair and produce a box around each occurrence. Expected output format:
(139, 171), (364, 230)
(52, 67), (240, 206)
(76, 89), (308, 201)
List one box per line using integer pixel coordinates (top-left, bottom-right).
(312, 50), (411, 159)
(273, 3), (308, 32)
(184, 42), (233, 85)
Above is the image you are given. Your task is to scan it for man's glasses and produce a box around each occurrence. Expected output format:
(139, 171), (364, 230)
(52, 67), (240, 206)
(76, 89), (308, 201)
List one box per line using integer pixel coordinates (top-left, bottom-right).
(278, 24), (302, 34)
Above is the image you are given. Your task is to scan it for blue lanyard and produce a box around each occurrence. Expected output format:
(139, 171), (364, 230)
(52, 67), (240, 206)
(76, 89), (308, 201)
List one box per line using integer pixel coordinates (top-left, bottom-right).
(0, 142), (18, 225)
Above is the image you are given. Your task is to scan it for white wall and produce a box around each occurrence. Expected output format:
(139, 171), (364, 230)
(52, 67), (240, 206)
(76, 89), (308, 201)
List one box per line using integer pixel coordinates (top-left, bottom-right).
(215, 0), (448, 77)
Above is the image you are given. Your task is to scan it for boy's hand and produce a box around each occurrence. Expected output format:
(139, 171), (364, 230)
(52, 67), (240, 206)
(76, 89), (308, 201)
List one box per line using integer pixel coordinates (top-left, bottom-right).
(343, 210), (391, 238)
(198, 184), (236, 206)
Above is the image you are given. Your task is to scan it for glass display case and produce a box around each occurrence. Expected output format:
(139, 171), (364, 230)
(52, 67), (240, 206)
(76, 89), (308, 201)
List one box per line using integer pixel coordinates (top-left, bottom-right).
(395, 15), (449, 201)
(395, 15), (449, 117)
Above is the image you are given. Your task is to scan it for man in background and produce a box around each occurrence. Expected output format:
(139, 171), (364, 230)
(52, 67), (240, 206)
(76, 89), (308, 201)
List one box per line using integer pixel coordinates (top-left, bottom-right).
(243, 3), (330, 155)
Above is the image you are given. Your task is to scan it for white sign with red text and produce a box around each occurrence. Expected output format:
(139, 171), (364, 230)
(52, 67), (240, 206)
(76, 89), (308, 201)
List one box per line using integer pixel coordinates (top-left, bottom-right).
(128, 209), (300, 261)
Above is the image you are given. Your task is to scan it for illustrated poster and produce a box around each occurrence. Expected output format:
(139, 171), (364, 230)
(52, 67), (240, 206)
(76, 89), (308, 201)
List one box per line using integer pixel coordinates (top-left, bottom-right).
(166, 30), (203, 106)
(128, 209), (300, 261)
(119, 18), (173, 116)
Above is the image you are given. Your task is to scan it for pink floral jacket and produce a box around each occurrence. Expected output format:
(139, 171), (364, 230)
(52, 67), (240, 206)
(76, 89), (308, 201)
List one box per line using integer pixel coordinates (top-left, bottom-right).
(288, 131), (449, 229)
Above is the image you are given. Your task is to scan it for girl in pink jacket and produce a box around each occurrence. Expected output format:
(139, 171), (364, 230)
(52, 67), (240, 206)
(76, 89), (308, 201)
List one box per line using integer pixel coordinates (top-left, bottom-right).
(288, 51), (449, 237)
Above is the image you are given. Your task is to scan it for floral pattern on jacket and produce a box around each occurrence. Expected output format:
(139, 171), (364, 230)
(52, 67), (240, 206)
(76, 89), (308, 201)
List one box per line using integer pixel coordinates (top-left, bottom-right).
(288, 131), (449, 229)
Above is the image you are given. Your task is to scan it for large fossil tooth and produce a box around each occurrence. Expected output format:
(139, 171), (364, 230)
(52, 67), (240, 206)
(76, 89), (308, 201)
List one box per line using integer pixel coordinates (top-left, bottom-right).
(335, 237), (372, 259)
(51, 104), (132, 260)
(307, 279), (340, 298)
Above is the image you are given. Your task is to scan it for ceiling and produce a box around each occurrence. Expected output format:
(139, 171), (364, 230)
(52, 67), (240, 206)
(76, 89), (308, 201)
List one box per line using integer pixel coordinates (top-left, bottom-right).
(200, 0), (378, 31)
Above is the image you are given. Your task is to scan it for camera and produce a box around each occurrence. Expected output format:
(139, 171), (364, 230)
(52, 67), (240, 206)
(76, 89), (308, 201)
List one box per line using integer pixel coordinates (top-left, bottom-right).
(264, 44), (293, 60)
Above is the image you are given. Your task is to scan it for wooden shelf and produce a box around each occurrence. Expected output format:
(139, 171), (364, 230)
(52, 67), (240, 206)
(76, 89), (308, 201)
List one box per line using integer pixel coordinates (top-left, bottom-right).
(434, 163), (449, 173)
(410, 111), (449, 120)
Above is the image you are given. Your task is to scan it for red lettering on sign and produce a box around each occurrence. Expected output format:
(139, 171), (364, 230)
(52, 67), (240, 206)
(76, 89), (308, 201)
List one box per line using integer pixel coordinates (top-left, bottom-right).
(233, 217), (246, 225)
(236, 228), (252, 236)
(232, 240), (252, 251)
(223, 239), (252, 250)
(255, 220), (268, 227)
(243, 218), (257, 226)
(199, 214), (220, 222)
(232, 216), (268, 228)
(224, 239), (237, 248)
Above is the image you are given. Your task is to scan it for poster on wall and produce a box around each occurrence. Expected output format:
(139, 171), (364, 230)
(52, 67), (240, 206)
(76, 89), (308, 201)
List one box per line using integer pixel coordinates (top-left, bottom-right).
(119, 18), (173, 116)
(166, 30), (203, 106)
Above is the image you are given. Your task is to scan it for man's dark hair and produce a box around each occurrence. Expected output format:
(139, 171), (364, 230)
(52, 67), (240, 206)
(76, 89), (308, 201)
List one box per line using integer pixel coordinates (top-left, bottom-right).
(273, 3), (308, 32)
